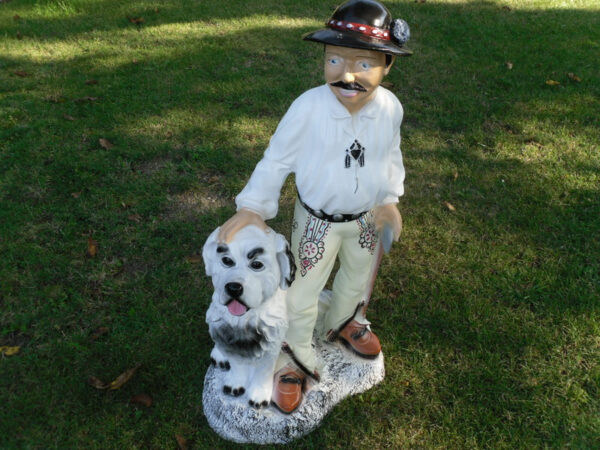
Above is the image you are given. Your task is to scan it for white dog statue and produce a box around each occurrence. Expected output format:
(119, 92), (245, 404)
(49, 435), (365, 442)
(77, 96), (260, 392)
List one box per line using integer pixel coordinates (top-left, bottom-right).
(202, 225), (295, 408)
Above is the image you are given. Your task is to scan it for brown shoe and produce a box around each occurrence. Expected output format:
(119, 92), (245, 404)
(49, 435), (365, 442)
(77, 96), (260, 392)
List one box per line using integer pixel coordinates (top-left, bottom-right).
(271, 366), (305, 414)
(337, 320), (381, 359)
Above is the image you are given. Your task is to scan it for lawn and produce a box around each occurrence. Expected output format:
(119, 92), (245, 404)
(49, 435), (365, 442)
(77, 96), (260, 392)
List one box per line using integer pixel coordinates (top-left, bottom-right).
(1, 0), (599, 448)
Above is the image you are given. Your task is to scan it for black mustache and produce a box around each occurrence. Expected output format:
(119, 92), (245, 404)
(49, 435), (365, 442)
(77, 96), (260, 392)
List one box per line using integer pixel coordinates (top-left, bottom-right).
(330, 81), (366, 92)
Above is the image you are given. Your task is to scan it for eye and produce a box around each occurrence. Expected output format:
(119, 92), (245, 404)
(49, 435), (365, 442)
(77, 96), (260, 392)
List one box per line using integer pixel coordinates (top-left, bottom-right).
(249, 260), (264, 271)
(221, 256), (235, 267)
(359, 61), (371, 70)
(328, 57), (340, 65)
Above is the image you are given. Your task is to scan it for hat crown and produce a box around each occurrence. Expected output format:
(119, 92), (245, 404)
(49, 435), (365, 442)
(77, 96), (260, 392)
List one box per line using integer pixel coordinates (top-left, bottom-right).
(330, 0), (392, 29)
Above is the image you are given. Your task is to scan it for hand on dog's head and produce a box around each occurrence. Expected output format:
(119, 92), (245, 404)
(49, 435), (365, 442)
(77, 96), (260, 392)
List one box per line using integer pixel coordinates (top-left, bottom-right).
(202, 225), (296, 313)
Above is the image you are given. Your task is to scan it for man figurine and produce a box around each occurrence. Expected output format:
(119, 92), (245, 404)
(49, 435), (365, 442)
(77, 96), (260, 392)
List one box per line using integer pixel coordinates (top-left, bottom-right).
(218, 0), (412, 414)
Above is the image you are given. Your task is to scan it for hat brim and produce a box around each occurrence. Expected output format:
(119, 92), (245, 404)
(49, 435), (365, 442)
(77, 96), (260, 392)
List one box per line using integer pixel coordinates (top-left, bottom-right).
(303, 28), (412, 57)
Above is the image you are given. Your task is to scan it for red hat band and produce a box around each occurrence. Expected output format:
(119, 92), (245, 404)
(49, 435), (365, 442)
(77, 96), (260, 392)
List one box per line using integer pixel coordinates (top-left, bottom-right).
(327, 19), (391, 41)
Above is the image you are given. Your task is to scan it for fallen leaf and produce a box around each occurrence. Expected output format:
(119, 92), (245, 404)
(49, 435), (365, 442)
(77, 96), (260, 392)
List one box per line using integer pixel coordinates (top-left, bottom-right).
(165, 130), (173, 139)
(87, 375), (108, 389)
(63, 114), (76, 121)
(99, 138), (114, 150)
(13, 70), (30, 77)
(545, 79), (560, 86)
(128, 214), (142, 223)
(175, 435), (188, 450)
(567, 72), (581, 82)
(453, 170), (458, 181)
(91, 326), (109, 341)
(107, 364), (141, 390)
(502, 5), (511, 10)
(428, 182), (438, 188)
(186, 255), (202, 264)
(85, 79), (98, 85)
(71, 191), (82, 198)
(208, 175), (220, 183)
(0, 346), (20, 356)
(128, 16), (145, 24)
(130, 393), (153, 407)
(87, 237), (98, 257)
(444, 201), (456, 212)
(505, 61), (513, 70)
(74, 96), (98, 102)
(13, 14), (20, 20)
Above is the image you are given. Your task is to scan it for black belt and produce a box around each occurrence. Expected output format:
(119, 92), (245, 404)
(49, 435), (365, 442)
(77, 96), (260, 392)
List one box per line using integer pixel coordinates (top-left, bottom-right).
(298, 196), (368, 223)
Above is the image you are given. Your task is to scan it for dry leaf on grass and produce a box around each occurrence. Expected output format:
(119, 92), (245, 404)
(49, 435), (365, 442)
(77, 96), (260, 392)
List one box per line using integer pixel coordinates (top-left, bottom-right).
(91, 326), (109, 341)
(545, 80), (560, 86)
(74, 96), (98, 102)
(186, 255), (202, 264)
(130, 393), (153, 407)
(87, 364), (141, 391)
(505, 61), (513, 70)
(63, 114), (76, 121)
(444, 202), (456, 212)
(13, 70), (30, 77)
(175, 435), (188, 450)
(99, 138), (114, 150)
(0, 346), (21, 356)
(85, 79), (98, 85)
(453, 171), (459, 181)
(13, 14), (20, 20)
(71, 191), (82, 198)
(87, 237), (98, 257)
(128, 214), (142, 223)
(87, 375), (108, 389)
(128, 16), (144, 24)
(107, 364), (141, 390)
(567, 72), (582, 82)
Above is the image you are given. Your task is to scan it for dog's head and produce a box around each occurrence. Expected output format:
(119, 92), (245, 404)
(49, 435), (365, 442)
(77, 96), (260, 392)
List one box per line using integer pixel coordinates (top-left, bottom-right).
(202, 225), (295, 317)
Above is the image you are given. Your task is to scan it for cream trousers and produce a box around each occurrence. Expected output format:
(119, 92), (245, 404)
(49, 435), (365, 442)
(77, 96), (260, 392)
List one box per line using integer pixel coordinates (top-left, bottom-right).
(277, 199), (379, 373)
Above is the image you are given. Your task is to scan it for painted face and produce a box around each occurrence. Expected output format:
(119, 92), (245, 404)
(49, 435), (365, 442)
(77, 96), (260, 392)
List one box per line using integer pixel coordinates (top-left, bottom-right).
(324, 45), (392, 114)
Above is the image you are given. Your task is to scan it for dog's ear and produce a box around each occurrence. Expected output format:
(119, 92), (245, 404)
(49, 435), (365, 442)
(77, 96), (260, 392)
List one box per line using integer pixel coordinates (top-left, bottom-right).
(275, 233), (296, 290)
(202, 228), (221, 277)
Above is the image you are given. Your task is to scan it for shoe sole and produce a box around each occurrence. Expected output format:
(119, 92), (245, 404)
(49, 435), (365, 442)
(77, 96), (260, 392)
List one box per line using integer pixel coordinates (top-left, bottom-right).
(338, 336), (380, 360)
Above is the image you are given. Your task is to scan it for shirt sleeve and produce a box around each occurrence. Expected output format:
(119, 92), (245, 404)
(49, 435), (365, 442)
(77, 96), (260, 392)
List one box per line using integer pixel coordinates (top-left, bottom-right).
(235, 96), (307, 219)
(380, 101), (406, 205)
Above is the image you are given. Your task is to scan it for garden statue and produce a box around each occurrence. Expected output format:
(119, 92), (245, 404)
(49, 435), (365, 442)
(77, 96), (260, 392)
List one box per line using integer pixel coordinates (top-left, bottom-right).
(202, 0), (412, 443)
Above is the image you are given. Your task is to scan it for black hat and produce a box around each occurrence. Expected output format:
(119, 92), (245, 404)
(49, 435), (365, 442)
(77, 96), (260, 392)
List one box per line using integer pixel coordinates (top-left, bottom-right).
(303, 0), (412, 56)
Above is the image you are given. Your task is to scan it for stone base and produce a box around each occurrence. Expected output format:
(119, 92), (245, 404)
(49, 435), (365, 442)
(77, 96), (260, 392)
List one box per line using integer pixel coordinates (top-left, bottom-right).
(202, 335), (385, 444)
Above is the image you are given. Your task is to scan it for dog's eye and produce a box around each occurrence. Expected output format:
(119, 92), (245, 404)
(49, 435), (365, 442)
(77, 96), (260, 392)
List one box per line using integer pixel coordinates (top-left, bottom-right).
(221, 257), (235, 267)
(249, 261), (264, 271)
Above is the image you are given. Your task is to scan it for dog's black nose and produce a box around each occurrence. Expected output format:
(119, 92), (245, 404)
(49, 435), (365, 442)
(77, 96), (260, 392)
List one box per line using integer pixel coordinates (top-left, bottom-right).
(225, 282), (243, 298)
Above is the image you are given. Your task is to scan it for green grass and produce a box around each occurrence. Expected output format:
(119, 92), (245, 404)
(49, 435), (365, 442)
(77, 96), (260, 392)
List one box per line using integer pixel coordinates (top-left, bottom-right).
(1, 0), (599, 448)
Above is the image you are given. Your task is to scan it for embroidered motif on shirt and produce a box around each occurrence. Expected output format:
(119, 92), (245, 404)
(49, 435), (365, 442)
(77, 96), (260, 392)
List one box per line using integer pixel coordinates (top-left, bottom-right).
(356, 211), (378, 255)
(298, 215), (330, 277)
(344, 140), (365, 169)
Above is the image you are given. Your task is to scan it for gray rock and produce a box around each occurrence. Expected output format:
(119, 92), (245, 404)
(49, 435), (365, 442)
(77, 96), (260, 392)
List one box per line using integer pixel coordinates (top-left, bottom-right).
(202, 336), (385, 444)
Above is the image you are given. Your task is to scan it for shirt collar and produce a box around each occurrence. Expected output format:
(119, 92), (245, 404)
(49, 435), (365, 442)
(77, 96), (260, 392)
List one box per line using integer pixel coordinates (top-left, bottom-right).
(325, 84), (381, 120)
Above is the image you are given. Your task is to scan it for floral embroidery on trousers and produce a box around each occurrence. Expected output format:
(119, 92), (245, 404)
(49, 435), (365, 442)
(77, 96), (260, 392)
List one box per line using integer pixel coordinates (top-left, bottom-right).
(298, 215), (331, 277)
(356, 212), (378, 255)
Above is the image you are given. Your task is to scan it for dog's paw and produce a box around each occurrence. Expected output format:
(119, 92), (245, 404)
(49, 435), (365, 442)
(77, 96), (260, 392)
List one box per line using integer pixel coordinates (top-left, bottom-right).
(247, 382), (272, 408)
(223, 385), (245, 397)
(210, 348), (230, 371)
(248, 399), (270, 409)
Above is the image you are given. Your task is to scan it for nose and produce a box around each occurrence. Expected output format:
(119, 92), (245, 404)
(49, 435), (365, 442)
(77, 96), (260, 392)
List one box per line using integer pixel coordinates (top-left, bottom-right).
(225, 282), (243, 298)
(342, 69), (355, 83)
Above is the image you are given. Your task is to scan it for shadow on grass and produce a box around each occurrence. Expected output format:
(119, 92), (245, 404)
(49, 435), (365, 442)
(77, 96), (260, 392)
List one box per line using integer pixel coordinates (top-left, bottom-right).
(1, 0), (599, 447)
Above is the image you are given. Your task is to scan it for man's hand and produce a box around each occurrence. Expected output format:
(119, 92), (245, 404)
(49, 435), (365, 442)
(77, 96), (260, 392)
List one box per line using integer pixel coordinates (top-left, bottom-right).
(373, 203), (402, 241)
(218, 208), (268, 243)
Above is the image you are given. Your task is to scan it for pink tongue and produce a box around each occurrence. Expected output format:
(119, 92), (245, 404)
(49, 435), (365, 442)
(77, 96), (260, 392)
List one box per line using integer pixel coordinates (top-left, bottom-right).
(227, 299), (248, 316)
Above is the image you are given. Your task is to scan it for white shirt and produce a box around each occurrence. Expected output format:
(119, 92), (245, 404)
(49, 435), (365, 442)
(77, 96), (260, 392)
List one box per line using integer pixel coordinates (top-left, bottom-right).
(236, 84), (405, 220)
